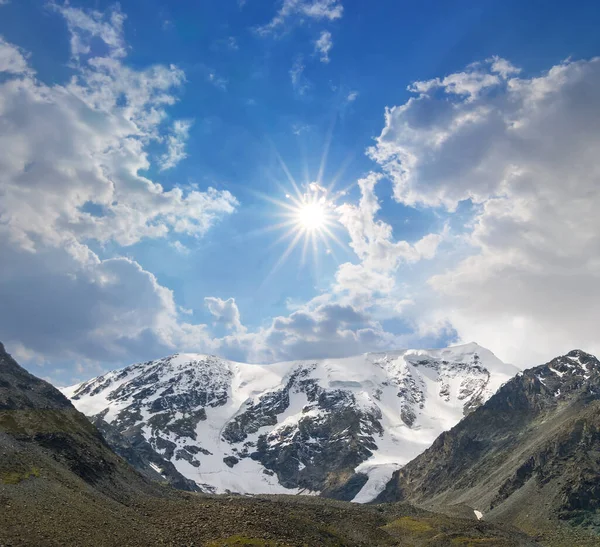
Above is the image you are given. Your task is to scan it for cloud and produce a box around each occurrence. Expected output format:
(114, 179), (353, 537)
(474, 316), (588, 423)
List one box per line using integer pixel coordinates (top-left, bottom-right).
(0, 37), (31, 74)
(290, 56), (310, 95)
(0, 6), (237, 371)
(170, 241), (190, 255)
(0, 25), (237, 251)
(205, 297), (246, 334)
(212, 36), (239, 51)
(52, 2), (127, 60)
(257, 0), (343, 35)
(336, 173), (445, 275)
(0, 238), (186, 364)
(346, 90), (359, 102)
(370, 56), (600, 366)
(314, 30), (333, 63)
(159, 119), (193, 170)
(207, 71), (228, 90)
(221, 299), (403, 364)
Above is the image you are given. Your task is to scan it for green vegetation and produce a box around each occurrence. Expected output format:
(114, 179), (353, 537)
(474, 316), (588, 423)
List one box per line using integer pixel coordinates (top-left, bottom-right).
(384, 516), (433, 533)
(0, 467), (40, 485)
(206, 536), (284, 546)
(450, 537), (499, 546)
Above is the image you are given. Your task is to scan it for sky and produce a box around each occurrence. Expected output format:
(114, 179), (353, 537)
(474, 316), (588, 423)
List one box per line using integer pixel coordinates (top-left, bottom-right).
(1, 0), (600, 385)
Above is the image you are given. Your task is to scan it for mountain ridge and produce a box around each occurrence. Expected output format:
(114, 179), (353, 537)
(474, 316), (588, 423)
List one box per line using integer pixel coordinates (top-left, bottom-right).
(0, 340), (538, 546)
(62, 342), (519, 501)
(374, 348), (600, 546)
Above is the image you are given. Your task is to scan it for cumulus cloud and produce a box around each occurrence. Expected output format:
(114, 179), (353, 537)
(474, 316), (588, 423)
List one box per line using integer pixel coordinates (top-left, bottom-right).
(205, 297), (246, 334)
(314, 30), (333, 63)
(370, 56), (600, 366)
(210, 299), (404, 364)
(0, 237), (188, 364)
(0, 7), (237, 370)
(0, 37), (30, 74)
(336, 173), (445, 285)
(257, 0), (343, 35)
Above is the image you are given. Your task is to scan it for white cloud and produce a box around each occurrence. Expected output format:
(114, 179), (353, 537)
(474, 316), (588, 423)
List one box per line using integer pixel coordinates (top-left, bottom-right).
(314, 30), (333, 63)
(0, 6), (237, 370)
(205, 297), (247, 334)
(52, 2), (127, 60)
(290, 56), (310, 95)
(0, 37), (30, 74)
(257, 0), (343, 35)
(370, 56), (600, 366)
(336, 173), (445, 275)
(210, 298), (405, 364)
(170, 240), (190, 255)
(488, 55), (521, 78)
(0, 27), (237, 251)
(346, 90), (359, 102)
(159, 119), (193, 170)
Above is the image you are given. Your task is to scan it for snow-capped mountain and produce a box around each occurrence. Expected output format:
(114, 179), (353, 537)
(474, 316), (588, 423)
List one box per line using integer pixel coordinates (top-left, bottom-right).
(62, 342), (519, 502)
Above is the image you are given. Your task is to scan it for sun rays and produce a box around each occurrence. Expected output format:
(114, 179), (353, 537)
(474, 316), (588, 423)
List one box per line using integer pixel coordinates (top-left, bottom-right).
(244, 121), (358, 282)
(265, 182), (344, 271)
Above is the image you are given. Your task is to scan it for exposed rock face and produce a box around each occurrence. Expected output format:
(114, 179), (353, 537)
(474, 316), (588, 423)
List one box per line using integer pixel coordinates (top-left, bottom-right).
(376, 349), (600, 539)
(89, 415), (200, 491)
(63, 343), (518, 501)
(0, 342), (166, 501)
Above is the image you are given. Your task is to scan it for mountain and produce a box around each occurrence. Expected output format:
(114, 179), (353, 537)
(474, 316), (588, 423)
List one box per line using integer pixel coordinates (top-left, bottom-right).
(0, 340), (176, 545)
(88, 412), (200, 491)
(0, 341), (535, 546)
(375, 349), (600, 546)
(62, 342), (518, 501)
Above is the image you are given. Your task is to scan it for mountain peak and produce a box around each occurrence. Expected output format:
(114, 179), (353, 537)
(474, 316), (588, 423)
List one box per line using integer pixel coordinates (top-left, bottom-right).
(63, 343), (515, 502)
(376, 348), (600, 542)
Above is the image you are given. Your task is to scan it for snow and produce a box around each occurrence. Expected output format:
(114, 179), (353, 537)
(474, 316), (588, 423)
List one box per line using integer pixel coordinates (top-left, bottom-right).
(474, 510), (484, 520)
(62, 342), (519, 503)
(352, 462), (402, 503)
(149, 462), (164, 476)
(536, 375), (547, 386)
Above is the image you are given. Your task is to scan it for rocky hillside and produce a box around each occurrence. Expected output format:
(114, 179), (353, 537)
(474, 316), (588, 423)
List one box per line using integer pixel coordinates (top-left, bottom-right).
(0, 341), (536, 546)
(0, 341), (165, 500)
(62, 343), (518, 501)
(376, 349), (600, 546)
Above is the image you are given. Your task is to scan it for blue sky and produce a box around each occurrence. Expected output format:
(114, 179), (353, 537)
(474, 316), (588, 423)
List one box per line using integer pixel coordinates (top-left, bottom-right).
(1, 0), (600, 384)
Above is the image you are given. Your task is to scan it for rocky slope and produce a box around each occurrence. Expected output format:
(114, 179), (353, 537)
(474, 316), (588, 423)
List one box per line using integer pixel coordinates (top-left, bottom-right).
(0, 341), (537, 546)
(62, 343), (518, 501)
(375, 349), (600, 546)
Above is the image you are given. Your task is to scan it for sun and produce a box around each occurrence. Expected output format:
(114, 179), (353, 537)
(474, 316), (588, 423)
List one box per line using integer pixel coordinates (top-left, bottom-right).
(255, 181), (347, 275)
(297, 201), (327, 232)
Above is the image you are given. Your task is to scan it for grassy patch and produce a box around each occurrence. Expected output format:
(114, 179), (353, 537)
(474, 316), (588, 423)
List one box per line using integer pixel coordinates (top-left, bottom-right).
(450, 538), (500, 546)
(205, 537), (283, 546)
(0, 467), (40, 485)
(384, 516), (434, 534)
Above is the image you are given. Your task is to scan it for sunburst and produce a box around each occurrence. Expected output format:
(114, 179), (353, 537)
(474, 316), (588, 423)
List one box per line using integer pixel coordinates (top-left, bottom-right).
(259, 181), (347, 278)
(249, 129), (356, 280)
